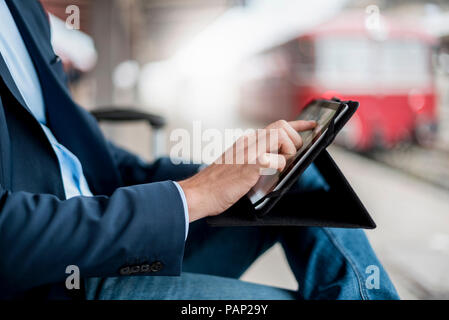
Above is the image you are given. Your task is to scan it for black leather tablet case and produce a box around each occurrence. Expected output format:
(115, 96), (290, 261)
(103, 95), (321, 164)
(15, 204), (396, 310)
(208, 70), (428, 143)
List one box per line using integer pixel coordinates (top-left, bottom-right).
(207, 100), (376, 229)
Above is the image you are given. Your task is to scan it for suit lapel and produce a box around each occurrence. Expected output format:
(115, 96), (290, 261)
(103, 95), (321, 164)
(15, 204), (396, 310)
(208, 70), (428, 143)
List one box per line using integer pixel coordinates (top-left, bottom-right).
(0, 79), (12, 189)
(5, 0), (122, 195)
(0, 53), (29, 112)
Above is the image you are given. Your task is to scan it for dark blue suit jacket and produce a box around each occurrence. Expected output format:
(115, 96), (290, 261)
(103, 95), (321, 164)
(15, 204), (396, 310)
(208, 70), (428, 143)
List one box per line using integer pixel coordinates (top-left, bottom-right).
(0, 0), (199, 299)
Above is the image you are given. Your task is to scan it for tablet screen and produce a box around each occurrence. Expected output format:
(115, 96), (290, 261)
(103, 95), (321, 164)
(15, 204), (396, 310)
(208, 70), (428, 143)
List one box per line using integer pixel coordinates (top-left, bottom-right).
(248, 100), (344, 205)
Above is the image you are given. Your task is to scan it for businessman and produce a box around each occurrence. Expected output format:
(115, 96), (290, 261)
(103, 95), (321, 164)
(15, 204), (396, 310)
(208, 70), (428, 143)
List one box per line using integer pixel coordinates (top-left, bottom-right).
(0, 0), (398, 300)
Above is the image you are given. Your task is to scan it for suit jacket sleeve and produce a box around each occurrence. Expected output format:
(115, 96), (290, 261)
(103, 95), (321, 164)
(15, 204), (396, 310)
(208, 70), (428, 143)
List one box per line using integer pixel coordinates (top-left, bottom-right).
(0, 180), (186, 296)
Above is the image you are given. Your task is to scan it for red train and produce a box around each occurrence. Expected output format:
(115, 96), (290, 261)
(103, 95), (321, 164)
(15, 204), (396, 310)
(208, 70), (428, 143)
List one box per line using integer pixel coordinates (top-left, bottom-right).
(239, 11), (438, 151)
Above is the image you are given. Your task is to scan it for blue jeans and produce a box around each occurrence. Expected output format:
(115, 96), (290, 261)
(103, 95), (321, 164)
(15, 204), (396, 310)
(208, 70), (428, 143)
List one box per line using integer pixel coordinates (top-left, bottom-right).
(85, 165), (399, 300)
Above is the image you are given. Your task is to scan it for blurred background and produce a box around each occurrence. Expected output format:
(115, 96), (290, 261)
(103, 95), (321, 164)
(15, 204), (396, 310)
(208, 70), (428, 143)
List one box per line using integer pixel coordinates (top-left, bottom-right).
(41, 0), (449, 299)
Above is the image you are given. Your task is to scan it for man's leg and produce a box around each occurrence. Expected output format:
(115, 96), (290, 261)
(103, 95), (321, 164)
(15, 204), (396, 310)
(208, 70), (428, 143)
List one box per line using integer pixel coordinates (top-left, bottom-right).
(183, 216), (399, 300)
(86, 223), (398, 300)
(85, 273), (295, 300)
(280, 227), (399, 300)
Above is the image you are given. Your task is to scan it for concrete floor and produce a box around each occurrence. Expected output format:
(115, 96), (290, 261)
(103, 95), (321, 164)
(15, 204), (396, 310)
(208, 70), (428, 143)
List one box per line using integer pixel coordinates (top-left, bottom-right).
(241, 146), (449, 300)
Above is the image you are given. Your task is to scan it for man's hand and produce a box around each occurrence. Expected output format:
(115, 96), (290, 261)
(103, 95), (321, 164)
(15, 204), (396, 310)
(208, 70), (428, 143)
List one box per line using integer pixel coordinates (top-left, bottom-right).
(178, 120), (317, 222)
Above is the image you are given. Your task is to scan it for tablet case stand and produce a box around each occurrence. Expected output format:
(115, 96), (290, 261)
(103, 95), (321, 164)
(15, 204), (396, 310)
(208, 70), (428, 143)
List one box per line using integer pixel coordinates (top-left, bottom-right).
(207, 100), (376, 229)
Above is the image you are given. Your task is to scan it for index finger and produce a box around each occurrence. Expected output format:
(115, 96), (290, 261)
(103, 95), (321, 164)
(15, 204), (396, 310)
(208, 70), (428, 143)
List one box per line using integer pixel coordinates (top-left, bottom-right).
(288, 120), (317, 132)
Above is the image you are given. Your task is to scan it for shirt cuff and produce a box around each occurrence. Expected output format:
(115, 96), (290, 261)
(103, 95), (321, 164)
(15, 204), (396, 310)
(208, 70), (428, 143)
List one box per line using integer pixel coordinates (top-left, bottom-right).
(172, 181), (189, 240)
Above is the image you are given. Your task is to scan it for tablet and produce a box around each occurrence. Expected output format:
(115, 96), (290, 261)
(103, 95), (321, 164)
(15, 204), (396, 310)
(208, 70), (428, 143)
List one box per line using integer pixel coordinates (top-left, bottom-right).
(247, 99), (349, 210)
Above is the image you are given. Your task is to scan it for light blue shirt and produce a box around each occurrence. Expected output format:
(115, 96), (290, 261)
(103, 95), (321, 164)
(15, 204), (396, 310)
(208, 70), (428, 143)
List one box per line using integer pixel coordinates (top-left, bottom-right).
(0, 0), (189, 238)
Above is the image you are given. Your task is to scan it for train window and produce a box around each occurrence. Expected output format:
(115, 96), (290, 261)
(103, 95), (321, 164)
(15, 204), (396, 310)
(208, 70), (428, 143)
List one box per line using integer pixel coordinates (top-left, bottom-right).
(379, 40), (431, 87)
(315, 37), (373, 87)
(314, 36), (431, 89)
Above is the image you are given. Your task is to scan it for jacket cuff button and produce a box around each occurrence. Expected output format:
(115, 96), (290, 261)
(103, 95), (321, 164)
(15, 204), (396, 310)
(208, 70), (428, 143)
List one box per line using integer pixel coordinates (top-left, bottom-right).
(131, 265), (140, 273)
(150, 261), (163, 273)
(141, 264), (150, 273)
(119, 266), (130, 275)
